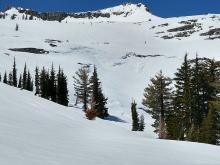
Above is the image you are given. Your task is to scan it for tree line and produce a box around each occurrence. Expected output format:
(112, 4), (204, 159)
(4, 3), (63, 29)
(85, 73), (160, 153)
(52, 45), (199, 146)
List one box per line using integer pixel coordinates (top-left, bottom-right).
(142, 54), (220, 145)
(0, 58), (68, 106)
(0, 58), (109, 120)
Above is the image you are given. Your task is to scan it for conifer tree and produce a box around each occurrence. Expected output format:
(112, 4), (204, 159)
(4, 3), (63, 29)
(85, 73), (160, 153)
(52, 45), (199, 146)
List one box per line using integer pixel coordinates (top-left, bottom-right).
(26, 70), (33, 91)
(35, 66), (40, 95)
(90, 66), (108, 118)
(131, 100), (139, 131)
(3, 72), (7, 84)
(73, 66), (91, 110)
(8, 72), (13, 86)
(173, 54), (192, 140)
(15, 23), (19, 31)
(12, 57), (17, 87)
(199, 106), (217, 145)
(198, 81), (220, 145)
(22, 63), (27, 89)
(143, 70), (172, 139)
(49, 64), (57, 102)
(40, 67), (49, 99)
(139, 114), (145, 131)
(57, 67), (69, 106)
(18, 74), (22, 88)
(0, 73), (1, 82)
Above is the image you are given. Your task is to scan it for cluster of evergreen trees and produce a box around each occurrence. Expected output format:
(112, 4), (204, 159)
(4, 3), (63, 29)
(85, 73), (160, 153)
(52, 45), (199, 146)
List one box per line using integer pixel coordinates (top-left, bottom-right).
(35, 64), (69, 106)
(73, 66), (108, 118)
(143, 54), (220, 145)
(1, 58), (34, 91)
(0, 58), (68, 106)
(131, 100), (145, 131)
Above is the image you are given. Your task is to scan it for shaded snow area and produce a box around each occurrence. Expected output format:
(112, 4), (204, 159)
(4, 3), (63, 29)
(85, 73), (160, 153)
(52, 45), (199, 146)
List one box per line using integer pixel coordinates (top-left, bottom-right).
(1, 3), (220, 165)
(0, 83), (220, 165)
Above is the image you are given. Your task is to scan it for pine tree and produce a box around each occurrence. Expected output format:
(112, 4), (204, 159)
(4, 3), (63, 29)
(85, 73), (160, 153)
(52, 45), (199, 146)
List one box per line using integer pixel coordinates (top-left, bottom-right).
(8, 72), (13, 86)
(26, 70), (32, 91)
(22, 63), (27, 89)
(90, 66), (108, 118)
(188, 57), (219, 141)
(57, 67), (69, 106)
(49, 64), (57, 102)
(15, 23), (19, 31)
(73, 66), (91, 110)
(198, 81), (220, 145)
(40, 67), (49, 99)
(18, 74), (22, 88)
(199, 105), (217, 145)
(35, 66), (40, 95)
(143, 70), (172, 139)
(173, 54), (192, 140)
(131, 100), (139, 131)
(12, 57), (17, 87)
(3, 72), (7, 84)
(139, 114), (145, 131)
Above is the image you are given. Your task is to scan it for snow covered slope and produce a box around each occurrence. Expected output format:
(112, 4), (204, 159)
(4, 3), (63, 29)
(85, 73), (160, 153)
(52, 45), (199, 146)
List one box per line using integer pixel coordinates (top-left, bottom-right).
(1, 3), (220, 134)
(1, 3), (220, 163)
(0, 83), (220, 165)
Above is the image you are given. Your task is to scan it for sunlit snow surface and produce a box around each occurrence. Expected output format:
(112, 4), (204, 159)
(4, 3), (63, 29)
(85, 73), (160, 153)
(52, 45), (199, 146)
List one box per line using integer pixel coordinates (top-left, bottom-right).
(1, 4), (220, 165)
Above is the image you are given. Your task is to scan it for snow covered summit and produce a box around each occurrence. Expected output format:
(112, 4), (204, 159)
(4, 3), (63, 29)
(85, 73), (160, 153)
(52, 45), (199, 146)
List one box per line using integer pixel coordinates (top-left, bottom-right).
(2, 3), (160, 22)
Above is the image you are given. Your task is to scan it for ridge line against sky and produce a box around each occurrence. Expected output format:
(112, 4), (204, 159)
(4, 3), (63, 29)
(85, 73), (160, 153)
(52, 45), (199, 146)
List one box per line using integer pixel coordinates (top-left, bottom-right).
(0, 0), (220, 18)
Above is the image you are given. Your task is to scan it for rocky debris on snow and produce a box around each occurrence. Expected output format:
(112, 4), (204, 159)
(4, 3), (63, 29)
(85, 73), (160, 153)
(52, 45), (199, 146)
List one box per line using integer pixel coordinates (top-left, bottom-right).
(9, 48), (49, 54)
(77, 63), (92, 68)
(161, 35), (174, 39)
(122, 52), (164, 59)
(4, 53), (10, 56)
(155, 31), (165, 34)
(167, 24), (195, 32)
(113, 62), (125, 67)
(200, 28), (220, 37)
(45, 39), (62, 47)
(160, 22), (202, 39)
(158, 23), (169, 27)
(179, 19), (198, 24)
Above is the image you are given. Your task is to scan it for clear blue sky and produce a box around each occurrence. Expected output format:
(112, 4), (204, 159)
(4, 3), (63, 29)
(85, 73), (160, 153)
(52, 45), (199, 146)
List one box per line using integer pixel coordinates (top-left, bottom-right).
(0, 0), (220, 18)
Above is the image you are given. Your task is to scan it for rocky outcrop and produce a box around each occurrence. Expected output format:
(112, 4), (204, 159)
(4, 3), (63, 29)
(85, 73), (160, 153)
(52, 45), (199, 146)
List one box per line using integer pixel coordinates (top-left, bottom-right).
(200, 28), (220, 36)
(9, 48), (49, 54)
(167, 24), (195, 32)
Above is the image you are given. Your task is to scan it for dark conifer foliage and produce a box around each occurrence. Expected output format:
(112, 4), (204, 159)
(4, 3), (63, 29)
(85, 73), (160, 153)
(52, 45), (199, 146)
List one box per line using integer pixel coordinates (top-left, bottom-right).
(139, 114), (145, 131)
(35, 66), (40, 95)
(90, 66), (108, 118)
(26, 70), (33, 91)
(172, 54), (192, 140)
(8, 72), (13, 86)
(143, 70), (172, 139)
(57, 67), (69, 106)
(15, 23), (19, 31)
(49, 64), (57, 102)
(12, 57), (17, 87)
(131, 100), (139, 131)
(18, 74), (22, 88)
(140, 54), (220, 144)
(3, 72), (7, 84)
(40, 67), (49, 99)
(22, 63), (27, 89)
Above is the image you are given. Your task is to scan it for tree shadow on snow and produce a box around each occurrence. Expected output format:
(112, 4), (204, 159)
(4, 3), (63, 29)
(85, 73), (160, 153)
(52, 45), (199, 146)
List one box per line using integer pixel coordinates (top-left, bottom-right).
(104, 115), (127, 123)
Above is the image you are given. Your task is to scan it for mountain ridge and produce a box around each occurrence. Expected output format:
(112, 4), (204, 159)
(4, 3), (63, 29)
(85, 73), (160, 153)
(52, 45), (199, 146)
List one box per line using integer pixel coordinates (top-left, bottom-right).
(1, 3), (159, 22)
